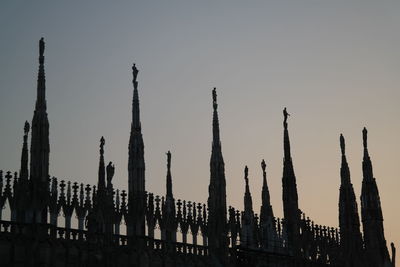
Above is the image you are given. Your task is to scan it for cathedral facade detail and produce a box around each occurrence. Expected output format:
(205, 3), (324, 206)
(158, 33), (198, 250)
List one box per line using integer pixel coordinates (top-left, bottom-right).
(0, 39), (396, 267)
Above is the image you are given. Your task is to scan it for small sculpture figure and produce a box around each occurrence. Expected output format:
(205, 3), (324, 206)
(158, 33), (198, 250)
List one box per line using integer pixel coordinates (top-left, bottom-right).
(261, 159), (266, 172)
(340, 134), (345, 155)
(100, 136), (105, 153)
(24, 121), (30, 134)
(39, 38), (45, 56)
(244, 166), (249, 183)
(132, 63), (139, 82)
(362, 127), (368, 149)
(212, 87), (217, 109)
(283, 108), (290, 123)
(106, 161), (115, 187)
(166, 151), (171, 169)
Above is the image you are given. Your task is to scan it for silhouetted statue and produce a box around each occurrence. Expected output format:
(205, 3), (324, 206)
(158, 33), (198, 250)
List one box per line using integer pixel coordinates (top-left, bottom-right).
(132, 63), (139, 82)
(283, 108), (290, 123)
(212, 87), (217, 109)
(24, 121), (30, 134)
(244, 165), (249, 184)
(363, 127), (368, 148)
(100, 136), (105, 154)
(39, 38), (45, 56)
(106, 161), (115, 187)
(166, 151), (171, 169)
(340, 134), (345, 155)
(261, 159), (266, 172)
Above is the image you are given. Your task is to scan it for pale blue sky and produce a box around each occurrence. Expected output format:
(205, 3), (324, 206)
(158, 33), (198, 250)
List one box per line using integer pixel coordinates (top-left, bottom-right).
(0, 0), (399, 247)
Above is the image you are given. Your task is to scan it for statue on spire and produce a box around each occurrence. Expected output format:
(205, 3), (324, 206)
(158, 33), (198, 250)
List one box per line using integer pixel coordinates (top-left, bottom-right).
(283, 107), (290, 128)
(283, 107), (290, 125)
(261, 159), (266, 173)
(39, 38), (45, 56)
(363, 127), (368, 149)
(244, 165), (249, 185)
(340, 134), (345, 155)
(212, 87), (218, 109)
(100, 136), (105, 156)
(106, 161), (115, 187)
(166, 150), (171, 170)
(24, 121), (30, 135)
(132, 63), (139, 82)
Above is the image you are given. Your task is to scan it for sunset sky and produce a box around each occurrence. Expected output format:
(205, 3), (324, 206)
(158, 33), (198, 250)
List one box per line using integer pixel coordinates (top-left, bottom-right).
(0, 1), (399, 249)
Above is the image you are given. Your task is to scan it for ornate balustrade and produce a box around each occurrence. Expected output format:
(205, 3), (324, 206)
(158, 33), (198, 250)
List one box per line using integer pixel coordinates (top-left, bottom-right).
(0, 170), (341, 265)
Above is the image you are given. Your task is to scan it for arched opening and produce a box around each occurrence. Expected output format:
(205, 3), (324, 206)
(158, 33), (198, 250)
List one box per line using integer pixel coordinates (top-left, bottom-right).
(1, 198), (11, 221)
(154, 223), (161, 240)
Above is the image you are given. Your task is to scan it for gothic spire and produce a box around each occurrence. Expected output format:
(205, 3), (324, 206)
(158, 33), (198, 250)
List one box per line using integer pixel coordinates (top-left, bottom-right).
(207, 87), (228, 263)
(242, 165), (255, 247)
(283, 107), (291, 159)
(281, 107), (300, 254)
(128, 63), (145, 194)
(36, 37), (47, 111)
(131, 63), (141, 130)
(98, 136), (106, 191)
(362, 127), (373, 181)
(162, 150), (176, 242)
(17, 121), (30, 223)
(260, 159), (276, 250)
(211, 87), (222, 161)
(29, 37), (50, 224)
(340, 134), (351, 185)
(244, 166), (253, 213)
(360, 127), (391, 266)
(20, 121), (30, 181)
(338, 134), (364, 263)
(127, 63), (146, 236)
(30, 37), (50, 184)
(260, 159), (274, 222)
(166, 150), (173, 199)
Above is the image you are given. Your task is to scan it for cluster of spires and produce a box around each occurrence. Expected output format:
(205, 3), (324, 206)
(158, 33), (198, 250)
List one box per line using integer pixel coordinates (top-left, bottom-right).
(1, 38), (397, 267)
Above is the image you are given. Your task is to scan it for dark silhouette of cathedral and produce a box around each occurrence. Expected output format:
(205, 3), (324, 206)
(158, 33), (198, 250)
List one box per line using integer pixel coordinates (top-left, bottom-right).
(0, 39), (396, 267)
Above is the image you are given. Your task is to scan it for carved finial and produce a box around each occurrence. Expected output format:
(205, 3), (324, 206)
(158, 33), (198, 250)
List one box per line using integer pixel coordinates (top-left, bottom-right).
(363, 127), (368, 149)
(132, 63), (139, 82)
(340, 134), (345, 155)
(39, 37), (45, 57)
(261, 159), (266, 173)
(24, 121), (30, 134)
(212, 87), (218, 110)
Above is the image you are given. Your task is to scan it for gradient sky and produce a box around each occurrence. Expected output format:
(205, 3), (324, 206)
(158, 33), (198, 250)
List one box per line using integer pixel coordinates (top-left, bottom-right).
(0, 0), (399, 249)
